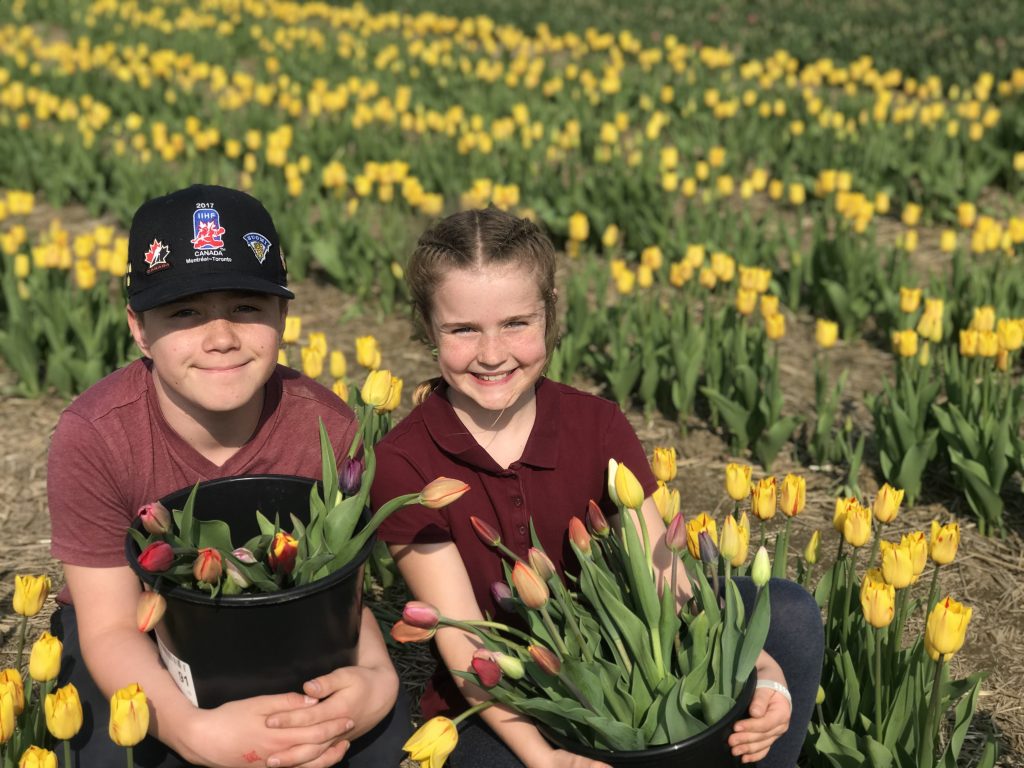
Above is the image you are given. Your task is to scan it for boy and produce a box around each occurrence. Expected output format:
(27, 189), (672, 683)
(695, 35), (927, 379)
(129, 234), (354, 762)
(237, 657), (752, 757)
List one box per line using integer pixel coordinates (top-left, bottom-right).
(47, 184), (408, 767)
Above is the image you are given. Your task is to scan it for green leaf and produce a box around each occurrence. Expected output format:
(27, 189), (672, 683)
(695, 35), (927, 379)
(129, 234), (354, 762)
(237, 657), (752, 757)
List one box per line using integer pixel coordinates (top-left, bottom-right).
(735, 584), (770, 687)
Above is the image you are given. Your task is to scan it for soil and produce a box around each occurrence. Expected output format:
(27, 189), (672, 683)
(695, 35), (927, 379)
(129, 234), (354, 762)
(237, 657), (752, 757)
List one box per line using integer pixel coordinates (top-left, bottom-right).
(0, 210), (1022, 766)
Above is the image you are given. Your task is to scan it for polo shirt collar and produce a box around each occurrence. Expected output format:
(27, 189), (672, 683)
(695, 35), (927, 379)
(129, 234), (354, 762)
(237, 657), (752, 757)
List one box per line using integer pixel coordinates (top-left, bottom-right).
(422, 378), (559, 472)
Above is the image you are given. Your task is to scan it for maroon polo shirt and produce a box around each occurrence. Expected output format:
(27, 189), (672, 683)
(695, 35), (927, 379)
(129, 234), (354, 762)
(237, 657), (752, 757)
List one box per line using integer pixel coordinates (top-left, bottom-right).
(372, 377), (657, 718)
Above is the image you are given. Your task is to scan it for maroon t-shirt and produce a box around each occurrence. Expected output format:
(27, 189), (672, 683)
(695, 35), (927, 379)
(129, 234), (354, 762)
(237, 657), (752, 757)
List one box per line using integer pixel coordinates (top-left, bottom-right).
(48, 359), (358, 602)
(371, 377), (657, 718)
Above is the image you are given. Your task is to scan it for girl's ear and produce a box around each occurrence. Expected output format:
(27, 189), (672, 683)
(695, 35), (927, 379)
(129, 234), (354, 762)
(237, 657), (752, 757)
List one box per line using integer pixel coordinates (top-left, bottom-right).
(126, 307), (151, 358)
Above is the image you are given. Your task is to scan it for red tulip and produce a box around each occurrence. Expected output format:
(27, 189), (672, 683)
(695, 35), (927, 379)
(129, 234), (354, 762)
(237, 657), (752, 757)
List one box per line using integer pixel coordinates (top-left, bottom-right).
(665, 513), (687, 556)
(568, 517), (591, 555)
(470, 516), (501, 547)
(193, 548), (223, 584)
(268, 532), (298, 576)
(137, 542), (173, 573)
(586, 500), (610, 537)
(471, 650), (502, 688)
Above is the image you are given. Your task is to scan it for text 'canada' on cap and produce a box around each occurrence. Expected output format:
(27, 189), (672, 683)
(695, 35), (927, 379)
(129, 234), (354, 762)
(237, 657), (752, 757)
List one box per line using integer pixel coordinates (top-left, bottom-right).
(126, 184), (294, 312)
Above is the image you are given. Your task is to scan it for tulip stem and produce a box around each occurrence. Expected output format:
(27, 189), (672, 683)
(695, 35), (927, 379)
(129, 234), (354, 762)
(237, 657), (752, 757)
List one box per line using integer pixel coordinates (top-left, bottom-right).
(923, 657), (946, 768)
(452, 699), (495, 727)
(442, 618), (536, 647)
(15, 615), (27, 671)
(925, 565), (941, 617)
(866, 524), (883, 572)
(826, 538), (844, 650)
(64, 740), (72, 768)
(873, 629), (884, 743)
(126, 745), (134, 768)
(840, 548), (859, 644)
(539, 606), (570, 658)
(550, 583), (592, 662)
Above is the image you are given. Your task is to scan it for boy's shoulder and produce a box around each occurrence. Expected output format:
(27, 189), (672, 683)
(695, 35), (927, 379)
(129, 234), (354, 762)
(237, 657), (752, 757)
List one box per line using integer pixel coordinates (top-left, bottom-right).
(63, 358), (150, 424)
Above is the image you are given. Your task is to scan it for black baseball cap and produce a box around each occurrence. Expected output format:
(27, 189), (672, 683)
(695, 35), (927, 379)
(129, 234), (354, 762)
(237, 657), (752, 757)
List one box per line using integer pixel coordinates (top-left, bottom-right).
(126, 184), (294, 312)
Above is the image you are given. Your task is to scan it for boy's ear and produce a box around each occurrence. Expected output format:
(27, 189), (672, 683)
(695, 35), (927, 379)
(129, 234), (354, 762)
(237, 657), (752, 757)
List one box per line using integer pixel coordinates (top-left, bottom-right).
(126, 307), (151, 358)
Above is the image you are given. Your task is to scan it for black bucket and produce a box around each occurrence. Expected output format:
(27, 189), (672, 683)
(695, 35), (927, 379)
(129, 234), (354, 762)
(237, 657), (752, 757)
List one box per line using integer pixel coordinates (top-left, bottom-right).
(125, 474), (372, 709)
(542, 673), (756, 767)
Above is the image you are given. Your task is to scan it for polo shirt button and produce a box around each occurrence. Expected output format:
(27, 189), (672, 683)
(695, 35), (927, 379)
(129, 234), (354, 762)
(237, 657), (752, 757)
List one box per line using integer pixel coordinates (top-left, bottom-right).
(517, 524), (527, 535)
(512, 495), (523, 507)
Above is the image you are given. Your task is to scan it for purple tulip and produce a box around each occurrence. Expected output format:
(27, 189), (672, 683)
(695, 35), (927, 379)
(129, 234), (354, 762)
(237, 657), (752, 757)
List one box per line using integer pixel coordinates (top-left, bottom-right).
(339, 457), (364, 496)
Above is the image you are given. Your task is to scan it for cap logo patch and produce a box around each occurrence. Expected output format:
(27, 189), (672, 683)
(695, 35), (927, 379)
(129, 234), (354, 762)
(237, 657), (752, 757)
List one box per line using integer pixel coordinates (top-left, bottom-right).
(144, 239), (170, 273)
(243, 232), (272, 264)
(191, 206), (226, 251)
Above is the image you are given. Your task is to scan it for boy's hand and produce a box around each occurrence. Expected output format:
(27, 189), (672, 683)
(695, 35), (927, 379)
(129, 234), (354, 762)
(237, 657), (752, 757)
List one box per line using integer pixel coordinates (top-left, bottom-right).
(727, 686), (791, 763)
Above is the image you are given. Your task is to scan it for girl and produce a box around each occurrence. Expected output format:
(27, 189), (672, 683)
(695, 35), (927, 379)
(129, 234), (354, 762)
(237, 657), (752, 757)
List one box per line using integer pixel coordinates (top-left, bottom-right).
(371, 208), (823, 767)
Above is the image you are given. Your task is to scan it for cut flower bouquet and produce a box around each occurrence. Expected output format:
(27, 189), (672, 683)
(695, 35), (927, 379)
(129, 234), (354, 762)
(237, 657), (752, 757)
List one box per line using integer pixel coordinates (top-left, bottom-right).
(394, 460), (771, 760)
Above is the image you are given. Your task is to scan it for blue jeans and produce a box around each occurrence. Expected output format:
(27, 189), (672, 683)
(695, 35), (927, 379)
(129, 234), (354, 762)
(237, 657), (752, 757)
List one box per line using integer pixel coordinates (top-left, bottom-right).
(451, 578), (823, 768)
(50, 606), (412, 767)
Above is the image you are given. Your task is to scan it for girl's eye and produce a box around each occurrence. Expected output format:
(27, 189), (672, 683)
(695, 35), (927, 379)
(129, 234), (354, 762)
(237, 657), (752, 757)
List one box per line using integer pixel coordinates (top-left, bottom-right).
(451, 327), (475, 335)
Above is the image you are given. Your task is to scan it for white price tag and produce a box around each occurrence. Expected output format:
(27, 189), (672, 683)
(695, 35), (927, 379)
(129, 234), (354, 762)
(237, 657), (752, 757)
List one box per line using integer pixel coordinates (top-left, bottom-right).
(156, 634), (199, 707)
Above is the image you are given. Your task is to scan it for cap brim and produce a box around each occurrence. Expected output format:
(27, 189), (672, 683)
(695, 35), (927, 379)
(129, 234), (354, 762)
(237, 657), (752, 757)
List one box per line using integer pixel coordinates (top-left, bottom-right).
(128, 274), (294, 312)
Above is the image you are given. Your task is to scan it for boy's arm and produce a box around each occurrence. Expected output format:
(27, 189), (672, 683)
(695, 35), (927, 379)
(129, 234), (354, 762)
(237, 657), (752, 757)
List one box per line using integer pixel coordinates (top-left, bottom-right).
(66, 563), (351, 768)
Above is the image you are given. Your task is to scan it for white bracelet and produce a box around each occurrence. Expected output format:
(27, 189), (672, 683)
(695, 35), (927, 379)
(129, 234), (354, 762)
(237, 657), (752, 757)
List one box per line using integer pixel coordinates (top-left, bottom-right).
(755, 679), (793, 709)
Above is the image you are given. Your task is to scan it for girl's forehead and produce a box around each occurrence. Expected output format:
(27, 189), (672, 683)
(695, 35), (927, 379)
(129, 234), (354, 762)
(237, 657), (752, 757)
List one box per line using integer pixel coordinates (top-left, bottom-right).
(432, 265), (544, 317)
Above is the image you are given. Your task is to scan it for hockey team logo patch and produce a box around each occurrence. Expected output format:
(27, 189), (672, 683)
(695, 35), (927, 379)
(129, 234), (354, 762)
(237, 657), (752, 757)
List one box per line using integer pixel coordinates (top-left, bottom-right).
(243, 232), (272, 265)
(191, 207), (226, 250)
(144, 239), (170, 273)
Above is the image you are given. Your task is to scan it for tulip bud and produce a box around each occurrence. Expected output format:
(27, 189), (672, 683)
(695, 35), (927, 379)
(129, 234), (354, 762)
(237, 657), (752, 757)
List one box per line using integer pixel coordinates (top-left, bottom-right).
(0, 683), (15, 745)
(511, 562), (549, 610)
(606, 459), (620, 506)
(355, 335), (381, 370)
(751, 546), (771, 587)
(470, 516), (501, 547)
(765, 312), (786, 340)
(403, 601), (441, 630)
(698, 531), (719, 566)
(725, 463), (752, 501)
(815, 686), (825, 705)
(108, 683), (149, 747)
(193, 547), (224, 584)
(842, 501), (872, 548)
(815, 319), (839, 349)
(924, 596), (972, 662)
(471, 651), (502, 688)
(751, 477), (777, 521)
(493, 652), (525, 680)
(282, 316), (302, 344)
(13, 574), (51, 617)
(528, 548), (556, 582)
(804, 530), (821, 565)
(0, 669), (24, 716)
(528, 644), (561, 676)
(731, 512), (751, 567)
(491, 582), (516, 613)
(329, 350), (347, 379)
(137, 541), (174, 573)
(567, 517), (591, 556)
(361, 369), (394, 406)
(929, 520), (960, 565)
(860, 569), (895, 628)
(651, 447), (677, 483)
(613, 463), (645, 510)
(880, 540), (915, 589)
(420, 477), (470, 509)
(586, 500), (610, 537)
(665, 511), (687, 556)
(29, 632), (62, 682)
(872, 483), (904, 523)
(684, 513), (716, 560)
(45, 683), (83, 741)
(651, 482), (680, 525)
(136, 591), (167, 632)
(231, 547), (257, 564)
(267, 533), (298, 577)
(718, 515), (741, 561)
(899, 286), (922, 314)
(222, 558), (252, 591)
(339, 456), (364, 496)
(137, 502), (171, 535)
(779, 474), (806, 517)
(390, 620), (436, 643)
(17, 746), (57, 768)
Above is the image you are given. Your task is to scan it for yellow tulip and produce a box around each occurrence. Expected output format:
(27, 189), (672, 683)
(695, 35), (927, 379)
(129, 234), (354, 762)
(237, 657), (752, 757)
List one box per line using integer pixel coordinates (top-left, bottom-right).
(281, 316), (302, 344)
(568, 211), (590, 242)
(355, 335), (381, 370)
(959, 329), (979, 357)
(306, 332), (327, 358)
(842, 500), (872, 547)
(765, 312), (786, 340)
(779, 474), (805, 517)
(13, 574), (51, 617)
(614, 463), (645, 510)
(860, 569), (895, 628)
(651, 482), (680, 525)
(601, 224), (620, 249)
(0, 683), (16, 744)
(940, 229), (958, 253)
(735, 288), (757, 316)
(929, 520), (960, 565)
(916, 298), (944, 342)
(880, 540), (915, 589)
(833, 496), (856, 532)
(403, 716), (458, 767)
(685, 513), (718, 560)
(331, 379), (349, 403)
(977, 330), (998, 357)
(329, 350), (347, 379)
(872, 483), (904, 523)
(804, 530), (821, 565)
(718, 514), (741, 561)
(0, 670), (23, 716)
(641, 246), (664, 270)
(996, 318), (1023, 351)
(901, 531), (928, 581)
(901, 202), (922, 227)
(969, 306), (996, 333)
(45, 683), (83, 740)
(725, 463), (752, 501)
(379, 375), (403, 412)
(899, 287), (922, 314)
(731, 512), (751, 567)
(28, 632), (62, 682)
(300, 347), (324, 379)
(924, 596), (972, 662)
(957, 201), (977, 229)
(815, 319), (839, 349)
(651, 447), (676, 483)
(892, 329), (918, 357)
(17, 746), (57, 768)
(361, 369), (395, 408)
(108, 683), (149, 747)
(751, 477), (777, 521)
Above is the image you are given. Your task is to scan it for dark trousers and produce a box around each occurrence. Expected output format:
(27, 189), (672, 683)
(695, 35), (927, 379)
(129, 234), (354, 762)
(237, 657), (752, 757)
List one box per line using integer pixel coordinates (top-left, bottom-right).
(51, 606), (412, 767)
(451, 577), (824, 768)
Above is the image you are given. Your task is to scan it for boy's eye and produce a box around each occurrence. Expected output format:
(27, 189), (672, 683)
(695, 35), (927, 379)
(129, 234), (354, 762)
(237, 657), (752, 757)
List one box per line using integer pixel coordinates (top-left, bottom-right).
(169, 308), (198, 318)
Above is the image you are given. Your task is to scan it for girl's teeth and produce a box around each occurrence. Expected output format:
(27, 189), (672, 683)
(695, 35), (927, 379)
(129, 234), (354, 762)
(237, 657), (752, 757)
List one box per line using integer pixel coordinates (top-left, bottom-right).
(478, 373), (507, 382)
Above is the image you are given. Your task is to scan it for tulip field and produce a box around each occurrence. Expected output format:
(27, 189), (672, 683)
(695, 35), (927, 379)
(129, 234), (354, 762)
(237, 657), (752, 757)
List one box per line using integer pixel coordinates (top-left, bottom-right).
(0, 0), (1022, 765)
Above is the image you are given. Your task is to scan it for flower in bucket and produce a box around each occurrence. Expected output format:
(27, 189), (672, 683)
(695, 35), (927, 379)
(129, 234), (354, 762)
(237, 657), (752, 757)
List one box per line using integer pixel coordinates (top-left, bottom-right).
(127, 370), (469, 609)
(395, 461), (771, 759)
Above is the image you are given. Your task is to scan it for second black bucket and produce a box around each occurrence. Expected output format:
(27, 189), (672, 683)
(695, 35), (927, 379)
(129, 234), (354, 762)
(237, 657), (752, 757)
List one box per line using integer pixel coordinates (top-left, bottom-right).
(125, 474), (373, 709)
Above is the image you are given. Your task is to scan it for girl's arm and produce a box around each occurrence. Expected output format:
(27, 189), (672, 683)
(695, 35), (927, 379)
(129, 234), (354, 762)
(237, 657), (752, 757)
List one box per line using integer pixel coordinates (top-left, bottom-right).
(391, 542), (611, 768)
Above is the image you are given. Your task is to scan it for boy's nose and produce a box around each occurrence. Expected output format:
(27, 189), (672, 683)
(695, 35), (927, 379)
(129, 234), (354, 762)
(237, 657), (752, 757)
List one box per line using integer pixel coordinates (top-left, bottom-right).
(203, 318), (241, 351)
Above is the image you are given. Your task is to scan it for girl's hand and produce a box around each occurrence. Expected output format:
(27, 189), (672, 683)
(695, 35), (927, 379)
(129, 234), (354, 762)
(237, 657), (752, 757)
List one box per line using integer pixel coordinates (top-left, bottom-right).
(727, 685), (792, 763)
(548, 750), (612, 768)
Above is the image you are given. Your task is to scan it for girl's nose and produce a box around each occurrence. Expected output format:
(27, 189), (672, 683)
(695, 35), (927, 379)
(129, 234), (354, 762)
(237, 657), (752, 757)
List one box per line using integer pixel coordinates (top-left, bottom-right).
(476, 332), (505, 366)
